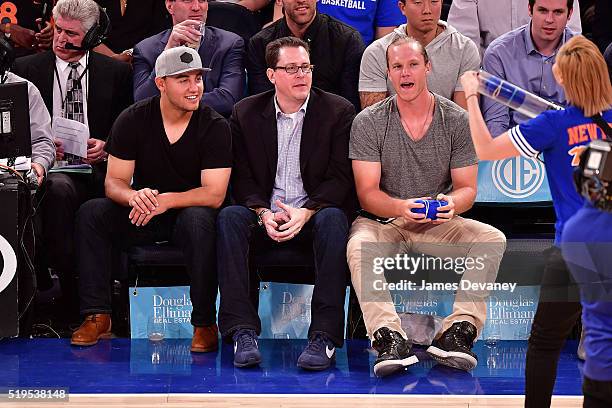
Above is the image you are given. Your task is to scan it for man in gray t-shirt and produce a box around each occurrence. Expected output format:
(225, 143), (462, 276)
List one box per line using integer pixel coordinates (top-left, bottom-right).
(350, 94), (476, 201)
(358, 0), (480, 110)
(347, 36), (506, 378)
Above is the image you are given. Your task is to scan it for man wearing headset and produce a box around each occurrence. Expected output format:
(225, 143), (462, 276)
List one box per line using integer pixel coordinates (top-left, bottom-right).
(11, 0), (133, 325)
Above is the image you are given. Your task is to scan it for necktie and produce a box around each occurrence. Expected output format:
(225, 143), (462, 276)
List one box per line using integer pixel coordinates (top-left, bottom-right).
(65, 61), (84, 123)
(64, 61), (84, 164)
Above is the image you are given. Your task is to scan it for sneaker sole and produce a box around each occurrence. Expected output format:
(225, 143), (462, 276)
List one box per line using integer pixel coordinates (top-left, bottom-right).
(426, 346), (477, 371)
(233, 355), (262, 368)
(70, 332), (112, 347)
(297, 356), (336, 371)
(373, 355), (419, 377)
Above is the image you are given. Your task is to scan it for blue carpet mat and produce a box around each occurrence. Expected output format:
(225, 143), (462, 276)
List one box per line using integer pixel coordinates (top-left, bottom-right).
(0, 339), (582, 395)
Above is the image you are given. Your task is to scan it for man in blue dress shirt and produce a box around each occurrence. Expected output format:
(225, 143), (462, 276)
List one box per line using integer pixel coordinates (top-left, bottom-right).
(481, 0), (576, 136)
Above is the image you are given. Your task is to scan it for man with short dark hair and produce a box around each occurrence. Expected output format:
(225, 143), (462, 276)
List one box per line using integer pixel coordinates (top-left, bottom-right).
(448, 0), (581, 56)
(482, 0), (576, 137)
(218, 36), (355, 370)
(133, 0), (245, 117)
(71, 46), (232, 351)
(349, 36), (505, 377)
(247, 0), (364, 111)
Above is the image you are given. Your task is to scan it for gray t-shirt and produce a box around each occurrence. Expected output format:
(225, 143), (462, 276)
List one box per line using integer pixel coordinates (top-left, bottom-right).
(349, 94), (477, 200)
(359, 21), (481, 100)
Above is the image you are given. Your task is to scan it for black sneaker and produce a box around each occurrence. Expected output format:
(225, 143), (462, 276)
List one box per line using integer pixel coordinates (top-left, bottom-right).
(372, 327), (419, 377)
(426, 321), (478, 371)
(232, 328), (262, 368)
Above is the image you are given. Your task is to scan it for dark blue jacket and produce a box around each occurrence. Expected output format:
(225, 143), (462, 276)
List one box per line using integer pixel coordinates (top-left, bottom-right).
(133, 26), (245, 117)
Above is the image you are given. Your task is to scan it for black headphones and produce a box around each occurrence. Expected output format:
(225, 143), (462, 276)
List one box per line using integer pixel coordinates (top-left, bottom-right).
(79, 5), (111, 50)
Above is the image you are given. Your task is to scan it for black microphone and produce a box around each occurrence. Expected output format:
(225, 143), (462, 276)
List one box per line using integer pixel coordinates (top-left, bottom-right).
(64, 42), (85, 51)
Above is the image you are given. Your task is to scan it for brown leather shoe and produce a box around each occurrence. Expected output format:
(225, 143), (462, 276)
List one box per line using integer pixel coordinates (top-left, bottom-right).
(191, 324), (218, 353)
(71, 314), (112, 346)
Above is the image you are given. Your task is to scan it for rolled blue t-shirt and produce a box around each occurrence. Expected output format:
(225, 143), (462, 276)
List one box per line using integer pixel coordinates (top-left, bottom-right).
(562, 203), (612, 381)
(318, 0), (405, 45)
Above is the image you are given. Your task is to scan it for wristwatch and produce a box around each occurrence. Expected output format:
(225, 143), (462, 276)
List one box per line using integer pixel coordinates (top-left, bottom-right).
(257, 209), (270, 227)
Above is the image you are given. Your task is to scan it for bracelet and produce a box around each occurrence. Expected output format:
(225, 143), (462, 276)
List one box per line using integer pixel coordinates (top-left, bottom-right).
(257, 209), (270, 227)
(466, 93), (478, 100)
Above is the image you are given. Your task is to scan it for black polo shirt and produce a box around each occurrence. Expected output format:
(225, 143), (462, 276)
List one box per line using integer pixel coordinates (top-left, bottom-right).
(246, 13), (364, 111)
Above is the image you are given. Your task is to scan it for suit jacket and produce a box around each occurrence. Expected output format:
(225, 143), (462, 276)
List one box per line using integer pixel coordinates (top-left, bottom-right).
(230, 87), (356, 212)
(12, 50), (134, 143)
(132, 26), (245, 117)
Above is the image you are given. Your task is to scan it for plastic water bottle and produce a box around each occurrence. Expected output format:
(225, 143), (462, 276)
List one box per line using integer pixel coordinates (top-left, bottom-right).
(478, 70), (563, 119)
(483, 320), (501, 347)
(147, 316), (165, 341)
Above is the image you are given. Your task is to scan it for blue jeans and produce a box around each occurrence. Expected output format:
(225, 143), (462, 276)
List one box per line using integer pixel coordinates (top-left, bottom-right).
(217, 205), (349, 346)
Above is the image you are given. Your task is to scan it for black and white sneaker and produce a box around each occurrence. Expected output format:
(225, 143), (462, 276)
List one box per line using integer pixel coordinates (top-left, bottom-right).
(297, 332), (336, 371)
(427, 321), (478, 371)
(372, 327), (419, 377)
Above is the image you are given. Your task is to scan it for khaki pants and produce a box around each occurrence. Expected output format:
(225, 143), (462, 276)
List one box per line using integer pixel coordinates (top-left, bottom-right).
(347, 216), (506, 339)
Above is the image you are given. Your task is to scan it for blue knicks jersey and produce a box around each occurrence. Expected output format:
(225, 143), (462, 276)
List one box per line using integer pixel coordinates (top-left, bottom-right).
(508, 106), (612, 243)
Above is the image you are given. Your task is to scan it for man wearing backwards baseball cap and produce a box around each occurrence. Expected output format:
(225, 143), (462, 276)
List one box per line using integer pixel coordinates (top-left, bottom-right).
(71, 46), (232, 352)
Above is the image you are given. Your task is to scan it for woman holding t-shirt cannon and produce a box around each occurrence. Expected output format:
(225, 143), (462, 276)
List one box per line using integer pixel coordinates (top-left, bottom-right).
(460, 35), (612, 408)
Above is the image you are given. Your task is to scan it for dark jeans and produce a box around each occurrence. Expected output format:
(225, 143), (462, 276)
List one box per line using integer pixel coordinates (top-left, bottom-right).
(525, 246), (582, 408)
(35, 171), (105, 319)
(217, 205), (349, 347)
(75, 198), (218, 327)
(584, 376), (612, 408)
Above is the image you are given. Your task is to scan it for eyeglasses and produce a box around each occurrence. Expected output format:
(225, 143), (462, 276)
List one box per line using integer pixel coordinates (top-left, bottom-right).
(273, 64), (314, 75)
